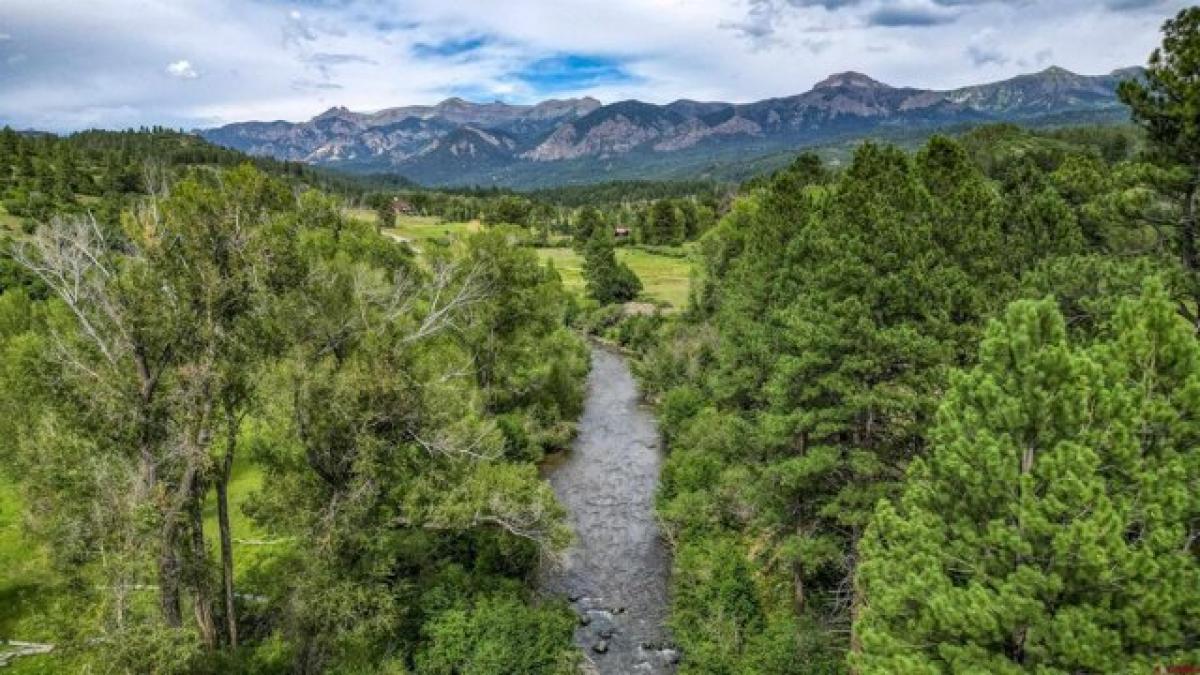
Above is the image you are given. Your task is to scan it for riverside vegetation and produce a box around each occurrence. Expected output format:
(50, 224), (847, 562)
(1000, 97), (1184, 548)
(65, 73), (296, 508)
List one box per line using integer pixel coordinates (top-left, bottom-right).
(0, 147), (592, 671)
(1, 6), (1200, 674)
(587, 8), (1200, 674)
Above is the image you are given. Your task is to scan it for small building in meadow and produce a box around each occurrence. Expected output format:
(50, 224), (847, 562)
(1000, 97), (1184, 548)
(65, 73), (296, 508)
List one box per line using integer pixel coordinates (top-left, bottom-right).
(614, 227), (631, 239)
(391, 198), (417, 216)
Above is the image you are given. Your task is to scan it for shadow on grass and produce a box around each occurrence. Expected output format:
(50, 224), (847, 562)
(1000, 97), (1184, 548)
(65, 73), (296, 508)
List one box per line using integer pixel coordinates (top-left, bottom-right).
(0, 580), (52, 638)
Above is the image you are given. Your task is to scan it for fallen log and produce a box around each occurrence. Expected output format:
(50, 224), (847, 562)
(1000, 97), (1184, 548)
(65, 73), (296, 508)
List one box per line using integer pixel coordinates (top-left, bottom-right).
(0, 640), (55, 668)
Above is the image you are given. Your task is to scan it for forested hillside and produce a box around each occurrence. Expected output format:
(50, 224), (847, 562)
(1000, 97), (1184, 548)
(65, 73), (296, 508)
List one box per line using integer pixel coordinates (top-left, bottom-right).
(584, 8), (1200, 673)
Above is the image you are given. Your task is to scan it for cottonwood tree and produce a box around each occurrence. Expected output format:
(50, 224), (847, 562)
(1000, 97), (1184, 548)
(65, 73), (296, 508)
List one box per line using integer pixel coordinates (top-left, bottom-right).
(151, 165), (292, 648)
(245, 213), (572, 672)
(454, 230), (588, 456)
(13, 165), (298, 656)
(15, 210), (199, 642)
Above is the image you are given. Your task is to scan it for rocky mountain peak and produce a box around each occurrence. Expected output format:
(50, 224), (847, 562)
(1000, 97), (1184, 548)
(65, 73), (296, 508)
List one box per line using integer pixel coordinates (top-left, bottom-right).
(813, 71), (890, 90)
(1029, 65), (1084, 83)
(314, 105), (354, 120)
(202, 65), (1135, 188)
(1109, 66), (1145, 79)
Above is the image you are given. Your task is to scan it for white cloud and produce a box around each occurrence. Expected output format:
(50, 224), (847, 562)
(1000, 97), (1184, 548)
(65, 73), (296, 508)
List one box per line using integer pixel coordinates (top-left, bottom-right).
(0, 0), (1190, 131)
(966, 28), (1008, 67)
(165, 59), (200, 79)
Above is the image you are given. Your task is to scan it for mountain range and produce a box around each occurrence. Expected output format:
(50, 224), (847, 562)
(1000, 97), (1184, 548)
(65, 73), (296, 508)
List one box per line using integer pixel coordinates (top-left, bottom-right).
(200, 66), (1140, 188)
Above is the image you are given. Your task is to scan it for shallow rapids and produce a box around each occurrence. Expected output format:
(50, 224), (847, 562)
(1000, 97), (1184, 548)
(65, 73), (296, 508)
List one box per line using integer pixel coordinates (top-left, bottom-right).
(539, 345), (678, 674)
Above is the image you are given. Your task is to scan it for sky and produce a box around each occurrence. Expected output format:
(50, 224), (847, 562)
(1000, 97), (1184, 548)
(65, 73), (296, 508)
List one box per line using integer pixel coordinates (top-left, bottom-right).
(0, 0), (1189, 131)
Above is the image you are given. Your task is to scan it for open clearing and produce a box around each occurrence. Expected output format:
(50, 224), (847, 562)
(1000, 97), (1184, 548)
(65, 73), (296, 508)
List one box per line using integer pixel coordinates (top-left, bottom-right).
(345, 210), (483, 245)
(537, 246), (694, 309)
(346, 211), (694, 308)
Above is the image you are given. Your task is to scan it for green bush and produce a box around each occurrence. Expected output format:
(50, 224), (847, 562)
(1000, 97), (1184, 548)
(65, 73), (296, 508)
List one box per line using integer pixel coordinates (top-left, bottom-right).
(415, 595), (577, 675)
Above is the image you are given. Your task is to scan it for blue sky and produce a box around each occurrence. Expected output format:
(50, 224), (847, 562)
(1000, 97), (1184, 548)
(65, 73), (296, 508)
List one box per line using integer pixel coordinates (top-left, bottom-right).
(0, 0), (1189, 131)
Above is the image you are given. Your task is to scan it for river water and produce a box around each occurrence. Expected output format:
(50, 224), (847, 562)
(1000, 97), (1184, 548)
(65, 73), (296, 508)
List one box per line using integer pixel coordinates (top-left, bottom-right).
(540, 345), (679, 674)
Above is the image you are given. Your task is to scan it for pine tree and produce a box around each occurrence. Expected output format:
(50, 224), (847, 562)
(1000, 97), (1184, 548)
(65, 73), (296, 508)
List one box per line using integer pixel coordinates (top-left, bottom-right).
(644, 199), (683, 245)
(582, 228), (641, 304)
(1119, 7), (1200, 323)
(573, 206), (605, 246)
(853, 284), (1200, 674)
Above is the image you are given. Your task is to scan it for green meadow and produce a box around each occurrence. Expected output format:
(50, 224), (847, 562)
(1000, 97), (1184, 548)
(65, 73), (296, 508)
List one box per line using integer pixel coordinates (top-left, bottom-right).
(537, 246), (694, 310)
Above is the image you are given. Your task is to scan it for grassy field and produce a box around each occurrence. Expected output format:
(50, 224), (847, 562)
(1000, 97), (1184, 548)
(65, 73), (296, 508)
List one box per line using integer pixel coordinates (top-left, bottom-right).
(0, 473), (47, 637)
(537, 247), (586, 293)
(346, 210), (483, 246)
(1, 461), (270, 671)
(537, 246), (694, 309)
(345, 210), (696, 308)
(388, 216), (482, 244)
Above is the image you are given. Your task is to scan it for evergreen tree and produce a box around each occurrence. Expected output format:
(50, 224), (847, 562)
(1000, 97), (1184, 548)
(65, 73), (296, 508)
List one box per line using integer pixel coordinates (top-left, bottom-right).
(1000, 159), (1084, 268)
(582, 228), (641, 304)
(676, 199), (701, 240)
(1119, 7), (1200, 323)
(573, 206), (605, 246)
(770, 152), (831, 195)
(854, 285), (1200, 674)
(643, 199), (684, 245)
(363, 192), (394, 232)
(485, 195), (534, 226)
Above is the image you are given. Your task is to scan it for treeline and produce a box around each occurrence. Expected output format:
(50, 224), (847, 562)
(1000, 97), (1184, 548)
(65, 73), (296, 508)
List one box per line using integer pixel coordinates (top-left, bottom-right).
(0, 127), (724, 258)
(0, 159), (590, 671)
(382, 178), (729, 209)
(609, 8), (1200, 673)
(526, 179), (732, 208)
(0, 127), (412, 228)
(368, 188), (722, 256)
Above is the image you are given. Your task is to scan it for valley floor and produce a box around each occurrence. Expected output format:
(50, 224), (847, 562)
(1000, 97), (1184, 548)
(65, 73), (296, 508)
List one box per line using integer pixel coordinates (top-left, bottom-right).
(536, 246), (693, 310)
(352, 211), (696, 310)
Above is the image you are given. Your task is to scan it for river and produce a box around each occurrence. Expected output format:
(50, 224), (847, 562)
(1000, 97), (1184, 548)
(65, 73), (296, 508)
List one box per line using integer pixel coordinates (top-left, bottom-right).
(540, 345), (679, 674)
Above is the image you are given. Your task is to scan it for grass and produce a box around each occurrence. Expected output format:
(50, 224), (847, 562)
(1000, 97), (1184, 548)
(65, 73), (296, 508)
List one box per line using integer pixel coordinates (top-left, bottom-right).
(200, 461), (275, 576)
(537, 247), (586, 294)
(536, 246), (695, 309)
(0, 473), (47, 637)
(346, 210), (483, 246)
(0, 205), (24, 232)
(0, 461), (270, 671)
(346, 209), (696, 308)
(0, 472), (72, 673)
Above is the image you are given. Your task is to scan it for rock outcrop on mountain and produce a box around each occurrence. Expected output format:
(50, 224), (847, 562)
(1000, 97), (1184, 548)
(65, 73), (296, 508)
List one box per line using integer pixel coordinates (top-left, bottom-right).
(200, 66), (1138, 187)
